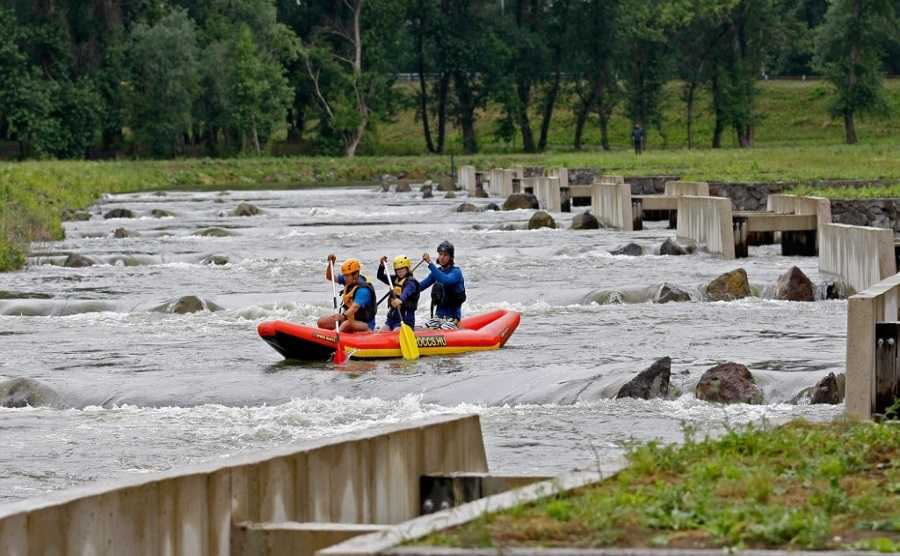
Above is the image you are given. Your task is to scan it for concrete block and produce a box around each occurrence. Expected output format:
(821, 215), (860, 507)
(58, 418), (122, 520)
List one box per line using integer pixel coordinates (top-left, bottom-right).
(819, 223), (896, 293)
(590, 183), (634, 231)
(664, 181), (708, 197)
(457, 166), (476, 194)
(676, 196), (735, 259)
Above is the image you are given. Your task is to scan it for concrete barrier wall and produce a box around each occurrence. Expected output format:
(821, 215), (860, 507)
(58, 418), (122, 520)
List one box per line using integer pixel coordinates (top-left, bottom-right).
(0, 415), (487, 556)
(500, 169), (516, 197)
(457, 166), (476, 195)
(488, 169), (503, 196)
(590, 182), (633, 231)
(676, 196), (735, 259)
(547, 168), (569, 189)
(846, 272), (900, 419)
(819, 223), (896, 294)
(767, 194), (832, 248)
(664, 181), (709, 197)
(534, 177), (561, 212)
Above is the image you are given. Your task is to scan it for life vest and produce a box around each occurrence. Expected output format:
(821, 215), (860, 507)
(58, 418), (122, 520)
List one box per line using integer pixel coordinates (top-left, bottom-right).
(390, 274), (420, 312)
(341, 276), (377, 323)
(430, 271), (466, 315)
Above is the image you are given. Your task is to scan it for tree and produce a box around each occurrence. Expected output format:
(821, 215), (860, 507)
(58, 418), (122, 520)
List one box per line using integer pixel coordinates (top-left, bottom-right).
(815, 0), (896, 144)
(300, 0), (404, 157)
(126, 9), (200, 157)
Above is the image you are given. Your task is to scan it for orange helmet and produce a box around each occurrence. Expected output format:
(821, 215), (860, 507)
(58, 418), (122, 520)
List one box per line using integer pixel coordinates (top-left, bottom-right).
(340, 258), (361, 275)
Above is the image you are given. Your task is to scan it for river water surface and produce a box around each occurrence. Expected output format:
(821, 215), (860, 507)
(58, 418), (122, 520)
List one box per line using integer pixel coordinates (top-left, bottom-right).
(0, 186), (843, 502)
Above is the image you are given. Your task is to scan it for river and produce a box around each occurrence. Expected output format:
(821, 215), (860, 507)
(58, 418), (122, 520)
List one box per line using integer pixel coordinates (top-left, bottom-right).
(0, 186), (843, 503)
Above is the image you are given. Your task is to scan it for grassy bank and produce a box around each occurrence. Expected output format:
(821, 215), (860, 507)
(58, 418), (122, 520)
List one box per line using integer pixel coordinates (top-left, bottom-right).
(424, 421), (900, 552)
(376, 79), (900, 155)
(2, 143), (900, 271)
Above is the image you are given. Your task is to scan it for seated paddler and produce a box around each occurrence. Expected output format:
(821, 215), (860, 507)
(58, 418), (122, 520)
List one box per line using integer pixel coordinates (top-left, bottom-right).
(377, 255), (420, 330)
(318, 255), (377, 333)
(419, 241), (466, 329)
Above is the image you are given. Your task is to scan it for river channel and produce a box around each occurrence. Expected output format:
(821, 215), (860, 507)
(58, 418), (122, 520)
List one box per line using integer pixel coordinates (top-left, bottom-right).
(0, 186), (843, 502)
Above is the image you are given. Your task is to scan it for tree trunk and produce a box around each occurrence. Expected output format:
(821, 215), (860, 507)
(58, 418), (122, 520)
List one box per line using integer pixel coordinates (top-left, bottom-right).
(537, 71), (561, 152)
(711, 73), (724, 149)
(415, 17), (436, 153)
(435, 73), (449, 153)
(599, 114), (611, 151)
(252, 122), (261, 154)
(844, 112), (858, 144)
(685, 81), (697, 149)
(516, 80), (536, 152)
(573, 78), (599, 150)
(453, 72), (478, 154)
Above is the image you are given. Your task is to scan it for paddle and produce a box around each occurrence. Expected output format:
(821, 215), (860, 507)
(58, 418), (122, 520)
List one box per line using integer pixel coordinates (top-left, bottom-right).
(386, 265), (420, 361)
(376, 259), (426, 307)
(329, 259), (347, 365)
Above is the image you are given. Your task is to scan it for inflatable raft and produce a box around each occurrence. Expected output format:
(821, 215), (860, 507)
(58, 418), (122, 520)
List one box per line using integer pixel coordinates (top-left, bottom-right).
(258, 309), (520, 361)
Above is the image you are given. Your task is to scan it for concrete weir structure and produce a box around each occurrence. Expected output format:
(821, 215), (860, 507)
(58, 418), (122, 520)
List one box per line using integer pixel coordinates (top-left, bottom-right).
(0, 415), (489, 556)
(819, 223), (896, 293)
(676, 196), (736, 258)
(457, 166), (476, 195)
(590, 178), (634, 231)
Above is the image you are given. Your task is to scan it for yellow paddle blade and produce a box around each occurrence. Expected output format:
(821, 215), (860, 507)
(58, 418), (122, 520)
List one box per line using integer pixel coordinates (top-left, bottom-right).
(399, 323), (420, 360)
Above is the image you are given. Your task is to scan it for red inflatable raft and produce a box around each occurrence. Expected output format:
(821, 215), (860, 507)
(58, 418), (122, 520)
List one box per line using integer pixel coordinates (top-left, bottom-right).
(258, 309), (520, 361)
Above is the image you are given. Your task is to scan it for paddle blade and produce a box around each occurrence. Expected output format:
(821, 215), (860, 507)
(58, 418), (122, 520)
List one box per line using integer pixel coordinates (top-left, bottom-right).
(399, 323), (420, 360)
(334, 337), (347, 365)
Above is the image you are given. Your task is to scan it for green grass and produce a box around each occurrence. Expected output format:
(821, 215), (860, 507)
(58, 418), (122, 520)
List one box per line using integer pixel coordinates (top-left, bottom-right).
(3, 143), (900, 271)
(422, 421), (900, 552)
(375, 79), (900, 155)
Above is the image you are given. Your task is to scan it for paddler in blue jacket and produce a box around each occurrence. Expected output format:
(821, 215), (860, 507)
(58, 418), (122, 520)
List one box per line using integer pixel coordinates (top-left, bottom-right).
(318, 255), (376, 332)
(419, 241), (466, 329)
(377, 255), (420, 330)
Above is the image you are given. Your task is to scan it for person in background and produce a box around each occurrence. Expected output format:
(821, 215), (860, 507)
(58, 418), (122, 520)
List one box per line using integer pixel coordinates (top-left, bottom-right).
(631, 123), (644, 155)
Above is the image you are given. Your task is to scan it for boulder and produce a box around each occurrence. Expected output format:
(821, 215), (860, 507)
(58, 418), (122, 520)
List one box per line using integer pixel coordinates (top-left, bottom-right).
(153, 295), (224, 314)
(826, 280), (851, 300)
(456, 203), (480, 213)
(150, 209), (175, 218)
(232, 202), (261, 216)
(474, 187), (489, 198)
(528, 211), (557, 230)
(200, 255), (229, 266)
(484, 203), (500, 211)
(421, 184), (433, 198)
(705, 268), (751, 301)
(103, 208), (135, 219)
(194, 227), (234, 237)
(775, 266), (815, 302)
(63, 254), (96, 268)
(0, 378), (65, 408)
(435, 176), (457, 191)
(445, 191), (457, 199)
(654, 283), (692, 303)
(695, 362), (764, 404)
(502, 193), (540, 210)
(659, 238), (688, 256)
(61, 209), (91, 222)
(394, 182), (412, 193)
(616, 357), (672, 400)
(571, 212), (600, 230)
(610, 243), (643, 256)
(791, 372), (845, 405)
(112, 227), (137, 239)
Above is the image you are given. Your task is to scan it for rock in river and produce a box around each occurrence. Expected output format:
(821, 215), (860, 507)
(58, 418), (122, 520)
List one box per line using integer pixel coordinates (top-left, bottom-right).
(61, 209), (91, 221)
(232, 202), (262, 216)
(705, 268), (751, 301)
(200, 255), (229, 266)
(456, 203), (480, 213)
(528, 211), (556, 230)
(394, 182), (412, 193)
(695, 362), (764, 404)
(151, 209), (175, 218)
(103, 208), (135, 219)
(484, 202), (501, 211)
(571, 212), (599, 230)
(659, 238), (688, 256)
(775, 265), (814, 302)
(445, 191), (457, 199)
(194, 227), (234, 237)
(421, 184), (433, 198)
(616, 357), (671, 400)
(112, 227), (137, 239)
(654, 283), (692, 303)
(609, 243), (643, 256)
(790, 372), (845, 404)
(63, 253), (96, 268)
(502, 193), (539, 210)
(0, 378), (65, 408)
(152, 295), (223, 314)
